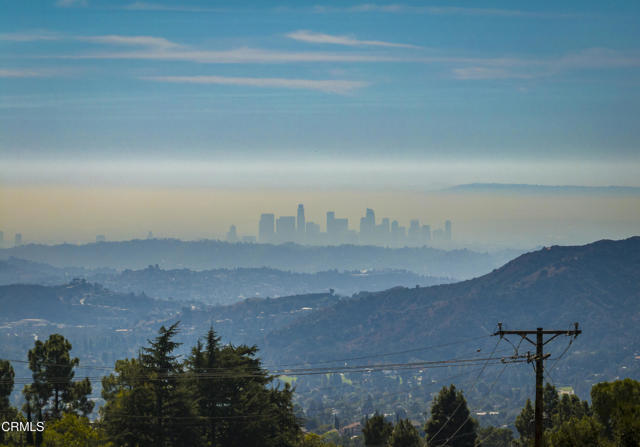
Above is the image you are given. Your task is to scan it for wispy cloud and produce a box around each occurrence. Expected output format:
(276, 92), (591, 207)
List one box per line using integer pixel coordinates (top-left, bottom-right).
(1, 31), (181, 49)
(123, 2), (224, 12)
(141, 75), (369, 94)
(286, 30), (419, 49)
(63, 47), (403, 63)
(79, 35), (181, 49)
(451, 47), (640, 80)
(0, 31), (63, 42)
(0, 69), (56, 78)
(55, 0), (87, 7)
(555, 47), (640, 70)
(313, 4), (575, 19)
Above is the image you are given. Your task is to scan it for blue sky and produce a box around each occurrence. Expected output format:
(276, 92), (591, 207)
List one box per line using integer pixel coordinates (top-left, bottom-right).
(1, 0), (640, 185)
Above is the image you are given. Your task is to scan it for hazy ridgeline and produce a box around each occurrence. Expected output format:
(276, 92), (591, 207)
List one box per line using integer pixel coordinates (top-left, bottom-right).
(0, 238), (523, 279)
(0, 257), (452, 305)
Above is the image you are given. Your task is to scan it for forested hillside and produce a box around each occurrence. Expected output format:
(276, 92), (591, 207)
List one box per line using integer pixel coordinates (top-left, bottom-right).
(0, 258), (449, 305)
(0, 239), (522, 279)
(263, 237), (640, 397)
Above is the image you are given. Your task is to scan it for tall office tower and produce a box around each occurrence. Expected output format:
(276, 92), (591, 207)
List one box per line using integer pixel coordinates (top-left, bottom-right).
(147, 231), (154, 239)
(432, 228), (445, 241)
(421, 224), (431, 242)
(334, 218), (349, 234)
(444, 220), (452, 241)
(359, 208), (376, 240)
(375, 218), (390, 244)
(305, 221), (320, 236)
(391, 221), (406, 244)
(305, 221), (320, 244)
(226, 225), (238, 243)
(366, 208), (375, 225)
(326, 211), (336, 235)
(276, 216), (296, 242)
(14, 233), (22, 247)
(96, 234), (106, 243)
(297, 204), (306, 236)
(259, 213), (275, 243)
(408, 219), (421, 244)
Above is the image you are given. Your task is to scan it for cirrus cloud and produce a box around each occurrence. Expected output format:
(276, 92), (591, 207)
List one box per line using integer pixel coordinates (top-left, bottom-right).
(286, 30), (419, 49)
(141, 75), (369, 94)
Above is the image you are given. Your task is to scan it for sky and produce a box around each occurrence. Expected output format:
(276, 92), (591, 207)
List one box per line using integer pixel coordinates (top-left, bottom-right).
(1, 0), (640, 245)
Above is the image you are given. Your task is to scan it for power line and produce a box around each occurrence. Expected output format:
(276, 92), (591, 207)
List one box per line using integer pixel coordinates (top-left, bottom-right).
(2, 333), (492, 373)
(427, 336), (503, 445)
(493, 322), (581, 447)
(263, 334), (494, 369)
(2, 355), (528, 385)
(437, 356), (514, 446)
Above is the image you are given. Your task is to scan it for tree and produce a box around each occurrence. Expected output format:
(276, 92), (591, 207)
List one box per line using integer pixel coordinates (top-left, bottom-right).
(514, 399), (535, 446)
(42, 412), (111, 447)
(102, 323), (301, 447)
(69, 377), (94, 417)
(29, 334), (78, 419)
(187, 328), (221, 446)
(545, 416), (608, 447)
(554, 394), (590, 427)
(476, 426), (514, 447)
(424, 385), (477, 447)
(362, 413), (393, 447)
(543, 383), (559, 430)
(208, 343), (300, 447)
(591, 378), (640, 446)
(102, 322), (198, 447)
(0, 360), (16, 445)
(387, 419), (423, 447)
(139, 322), (196, 447)
(100, 358), (156, 447)
(25, 334), (91, 422)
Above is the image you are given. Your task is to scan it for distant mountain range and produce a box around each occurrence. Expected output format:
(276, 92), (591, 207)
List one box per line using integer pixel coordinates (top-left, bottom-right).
(260, 237), (640, 397)
(447, 183), (640, 195)
(0, 257), (451, 305)
(0, 239), (523, 279)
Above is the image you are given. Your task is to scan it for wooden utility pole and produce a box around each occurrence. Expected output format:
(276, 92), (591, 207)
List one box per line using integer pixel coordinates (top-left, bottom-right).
(493, 323), (581, 447)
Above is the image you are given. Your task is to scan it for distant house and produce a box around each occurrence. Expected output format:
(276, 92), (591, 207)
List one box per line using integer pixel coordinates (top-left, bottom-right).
(340, 422), (362, 437)
(557, 386), (575, 396)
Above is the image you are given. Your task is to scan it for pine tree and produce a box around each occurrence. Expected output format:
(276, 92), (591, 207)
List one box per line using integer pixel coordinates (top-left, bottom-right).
(362, 412), (393, 447)
(0, 359), (16, 445)
(102, 323), (301, 447)
(139, 322), (198, 447)
(424, 384), (477, 447)
(515, 398), (535, 446)
(100, 357), (156, 447)
(387, 419), (423, 447)
(186, 327), (222, 445)
(24, 334), (91, 425)
(543, 383), (559, 430)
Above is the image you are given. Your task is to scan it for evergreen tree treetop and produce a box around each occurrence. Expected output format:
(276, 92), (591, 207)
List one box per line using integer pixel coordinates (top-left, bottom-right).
(424, 384), (477, 447)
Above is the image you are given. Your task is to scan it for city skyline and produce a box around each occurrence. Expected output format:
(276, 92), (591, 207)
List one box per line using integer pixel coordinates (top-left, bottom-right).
(2, 186), (639, 248)
(253, 204), (452, 246)
(0, 204), (453, 248)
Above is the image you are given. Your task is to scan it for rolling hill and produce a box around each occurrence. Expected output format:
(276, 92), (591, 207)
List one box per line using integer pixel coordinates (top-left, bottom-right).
(262, 237), (640, 392)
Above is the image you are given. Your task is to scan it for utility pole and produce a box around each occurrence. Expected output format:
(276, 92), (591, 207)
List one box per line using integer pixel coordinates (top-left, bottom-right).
(493, 323), (581, 447)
